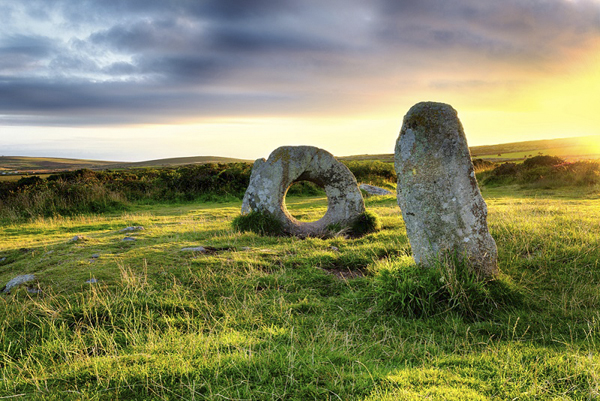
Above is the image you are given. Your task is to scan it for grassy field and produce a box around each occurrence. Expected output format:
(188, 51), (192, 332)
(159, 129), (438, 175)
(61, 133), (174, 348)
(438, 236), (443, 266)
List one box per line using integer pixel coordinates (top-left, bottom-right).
(1, 186), (599, 399)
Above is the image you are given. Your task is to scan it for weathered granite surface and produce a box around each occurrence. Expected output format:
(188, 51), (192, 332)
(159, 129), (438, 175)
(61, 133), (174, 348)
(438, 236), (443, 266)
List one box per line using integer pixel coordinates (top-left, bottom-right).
(241, 146), (365, 237)
(2, 274), (36, 293)
(394, 102), (498, 277)
(359, 184), (393, 196)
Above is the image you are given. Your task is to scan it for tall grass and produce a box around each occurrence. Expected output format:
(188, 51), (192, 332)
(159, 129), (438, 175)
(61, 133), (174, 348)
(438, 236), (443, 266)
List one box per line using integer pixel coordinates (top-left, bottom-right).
(0, 193), (599, 398)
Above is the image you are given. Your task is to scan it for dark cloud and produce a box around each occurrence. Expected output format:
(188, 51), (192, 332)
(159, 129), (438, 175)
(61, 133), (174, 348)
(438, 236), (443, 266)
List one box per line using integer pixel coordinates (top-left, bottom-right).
(1, 0), (600, 126)
(0, 34), (56, 72)
(375, 0), (600, 60)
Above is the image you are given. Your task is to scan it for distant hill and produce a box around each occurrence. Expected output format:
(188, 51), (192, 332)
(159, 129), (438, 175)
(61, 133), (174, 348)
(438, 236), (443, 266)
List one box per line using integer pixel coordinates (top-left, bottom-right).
(0, 155), (252, 173)
(103, 156), (252, 169)
(1, 135), (598, 174)
(469, 136), (600, 161)
(0, 156), (119, 172)
(338, 135), (600, 163)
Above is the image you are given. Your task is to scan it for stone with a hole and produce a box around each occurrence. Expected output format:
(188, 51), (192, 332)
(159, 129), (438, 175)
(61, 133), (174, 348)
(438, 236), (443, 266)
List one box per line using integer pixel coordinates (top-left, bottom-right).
(241, 146), (365, 237)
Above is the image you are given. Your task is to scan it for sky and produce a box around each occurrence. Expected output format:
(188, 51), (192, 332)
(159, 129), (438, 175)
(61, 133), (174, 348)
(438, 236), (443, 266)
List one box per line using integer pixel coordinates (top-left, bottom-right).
(1, 0), (600, 161)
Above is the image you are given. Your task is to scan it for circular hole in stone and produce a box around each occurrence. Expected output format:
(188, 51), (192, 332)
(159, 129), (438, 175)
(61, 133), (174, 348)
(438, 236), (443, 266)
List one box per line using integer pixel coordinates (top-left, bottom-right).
(284, 181), (328, 222)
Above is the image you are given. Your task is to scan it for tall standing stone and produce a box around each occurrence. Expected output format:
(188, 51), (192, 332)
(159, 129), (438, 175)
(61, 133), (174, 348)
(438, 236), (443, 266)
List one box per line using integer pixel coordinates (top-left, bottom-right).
(394, 102), (498, 277)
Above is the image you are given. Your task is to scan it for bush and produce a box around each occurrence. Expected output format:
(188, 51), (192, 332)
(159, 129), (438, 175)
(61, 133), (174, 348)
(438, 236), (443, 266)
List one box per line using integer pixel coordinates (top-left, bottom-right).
(343, 160), (396, 187)
(372, 255), (522, 319)
(481, 157), (600, 188)
(0, 163), (254, 221)
(232, 211), (284, 236)
(286, 181), (325, 196)
(522, 155), (564, 168)
(472, 158), (496, 172)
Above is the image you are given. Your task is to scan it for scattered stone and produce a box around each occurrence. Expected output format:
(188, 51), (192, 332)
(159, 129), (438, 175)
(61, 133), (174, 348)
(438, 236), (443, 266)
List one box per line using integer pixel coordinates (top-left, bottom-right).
(240, 247), (251, 251)
(122, 237), (136, 242)
(27, 287), (41, 294)
(119, 226), (145, 232)
(91, 254), (100, 258)
(395, 102), (498, 277)
(69, 235), (85, 243)
(359, 184), (393, 196)
(2, 274), (36, 293)
(0, 257), (6, 263)
(241, 146), (366, 237)
(180, 246), (207, 253)
(45, 250), (54, 255)
(329, 246), (340, 252)
(85, 278), (98, 284)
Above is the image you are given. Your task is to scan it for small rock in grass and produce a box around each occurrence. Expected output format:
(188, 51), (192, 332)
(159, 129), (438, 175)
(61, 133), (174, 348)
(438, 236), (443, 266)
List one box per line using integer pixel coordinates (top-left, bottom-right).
(2, 274), (36, 293)
(329, 246), (340, 252)
(91, 254), (100, 258)
(69, 235), (85, 243)
(0, 257), (6, 262)
(119, 226), (145, 232)
(27, 287), (41, 294)
(240, 247), (251, 251)
(122, 237), (136, 242)
(180, 246), (207, 253)
(359, 184), (393, 196)
(86, 278), (98, 284)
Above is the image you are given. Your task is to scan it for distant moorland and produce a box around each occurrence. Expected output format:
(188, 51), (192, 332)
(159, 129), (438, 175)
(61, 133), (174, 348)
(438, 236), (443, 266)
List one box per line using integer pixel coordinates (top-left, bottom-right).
(2, 136), (599, 176)
(0, 155), (251, 175)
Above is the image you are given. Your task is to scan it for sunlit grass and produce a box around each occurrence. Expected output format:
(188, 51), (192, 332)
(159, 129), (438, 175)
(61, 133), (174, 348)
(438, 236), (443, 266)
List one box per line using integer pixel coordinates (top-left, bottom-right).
(0, 190), (599, 399)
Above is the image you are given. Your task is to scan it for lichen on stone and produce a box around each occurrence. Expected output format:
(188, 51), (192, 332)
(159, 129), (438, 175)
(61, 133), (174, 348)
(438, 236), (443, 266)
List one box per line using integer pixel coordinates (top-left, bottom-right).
(239, 146), (369, 238)
(395, 102), (498, 277)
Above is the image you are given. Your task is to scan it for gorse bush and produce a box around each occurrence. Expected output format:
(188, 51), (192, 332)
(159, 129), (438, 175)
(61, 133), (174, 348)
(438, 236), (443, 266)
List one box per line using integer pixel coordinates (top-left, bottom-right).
(0, 160), (399, 221)
(482, 156), (600, 187)
(522, 155), (565, 168)
(342, 160), (396, 187)
(0, 164), (252, 220)
(285, 181), (325, 196)
(472, 158), (496, 172)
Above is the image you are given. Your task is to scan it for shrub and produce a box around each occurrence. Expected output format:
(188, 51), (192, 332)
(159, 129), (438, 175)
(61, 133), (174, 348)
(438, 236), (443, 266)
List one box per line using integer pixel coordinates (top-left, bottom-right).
(343, 160), (396, 187)
(286, 181), (325, 196)
(232, 211), (284, 236)
(0, 163), (254, 221)
(472, 158), (496, 172)
(481, 157), (600, 188)
(522, 155), (564, 168)
(481, 162), (519, 186)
